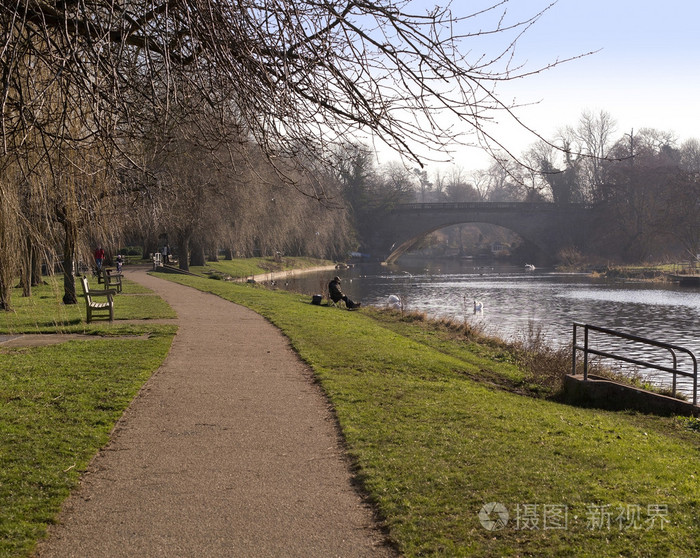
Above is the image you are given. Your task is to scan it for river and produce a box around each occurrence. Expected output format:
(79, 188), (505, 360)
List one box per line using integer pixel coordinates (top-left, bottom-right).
(279, 259), (700, 397)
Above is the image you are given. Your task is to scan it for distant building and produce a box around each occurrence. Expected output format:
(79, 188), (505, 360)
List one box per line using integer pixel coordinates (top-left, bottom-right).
(490, 242), (510, 257)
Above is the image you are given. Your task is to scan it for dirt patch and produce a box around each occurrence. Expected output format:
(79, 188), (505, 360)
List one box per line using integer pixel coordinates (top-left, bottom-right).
(0, 333), (151, 348)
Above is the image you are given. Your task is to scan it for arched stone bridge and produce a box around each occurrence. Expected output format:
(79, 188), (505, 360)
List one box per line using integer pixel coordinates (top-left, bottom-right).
(364, 202), (593, 263)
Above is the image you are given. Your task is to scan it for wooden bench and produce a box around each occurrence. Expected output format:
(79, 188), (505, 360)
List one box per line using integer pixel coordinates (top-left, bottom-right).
(80, 276), (116, 323)
(101, 268), (123, 293)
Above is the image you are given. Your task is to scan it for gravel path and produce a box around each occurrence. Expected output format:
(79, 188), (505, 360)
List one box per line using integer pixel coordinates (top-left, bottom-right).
(35, 268), (395, 558)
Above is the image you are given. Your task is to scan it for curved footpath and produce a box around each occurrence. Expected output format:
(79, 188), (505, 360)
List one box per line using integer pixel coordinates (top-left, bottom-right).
(35, 268), (396, 558)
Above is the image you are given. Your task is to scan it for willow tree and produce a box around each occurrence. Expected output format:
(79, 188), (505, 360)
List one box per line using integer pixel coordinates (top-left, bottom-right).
(1, 1), (573, 303)
(1, 4), (127, 305)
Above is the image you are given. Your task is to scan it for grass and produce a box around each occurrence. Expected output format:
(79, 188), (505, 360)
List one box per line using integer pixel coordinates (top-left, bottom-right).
(0, 274), (175, 557)
(362, 308), (565, 398)
(0, 274), (176, 334)
(155, 273), (700, 558)
(589, 262), (698, 282)
(188, 255), (335, 279)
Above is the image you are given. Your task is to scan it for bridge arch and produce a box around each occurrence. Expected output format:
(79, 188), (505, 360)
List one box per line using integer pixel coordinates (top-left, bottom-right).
(365, 202), (591, 264)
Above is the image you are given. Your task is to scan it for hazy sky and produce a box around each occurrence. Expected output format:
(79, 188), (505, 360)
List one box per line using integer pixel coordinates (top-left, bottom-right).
(390, 0), (700, 170)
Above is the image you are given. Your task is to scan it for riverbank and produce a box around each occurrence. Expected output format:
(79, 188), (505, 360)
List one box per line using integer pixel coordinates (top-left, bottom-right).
(156, 273), (700, 557)
(190, 256), (338, 281)
(574, 262), (699, 284)
(235, 264), (339, 283)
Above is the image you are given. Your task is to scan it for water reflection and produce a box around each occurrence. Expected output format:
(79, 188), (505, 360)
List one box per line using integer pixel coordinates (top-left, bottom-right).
(282, 260), (700, 396)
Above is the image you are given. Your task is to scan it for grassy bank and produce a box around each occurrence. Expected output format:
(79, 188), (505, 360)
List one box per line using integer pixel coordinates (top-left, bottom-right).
(158, 274), (700, 557)
(189, 256), (335, 279)
(574, 262), (697, 282)
(0, 275), (175, 334)
(0, 276), (175, 557)
(593, 265), (671, 282)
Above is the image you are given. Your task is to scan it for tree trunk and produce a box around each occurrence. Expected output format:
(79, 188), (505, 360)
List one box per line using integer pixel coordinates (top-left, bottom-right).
(179, 234), (190, 271)
(223, 248), (233, 260)
(31, 243), (43, 286)
(190, 240), (206, 267)
(0, 193), (18, 310)
(62, 219), (78, 305)
(20, 235), (32, 297)
(0, 264), (12, 310)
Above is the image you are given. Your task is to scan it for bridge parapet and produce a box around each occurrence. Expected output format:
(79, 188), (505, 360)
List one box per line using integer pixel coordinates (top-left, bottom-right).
(393, 202), (590, 212)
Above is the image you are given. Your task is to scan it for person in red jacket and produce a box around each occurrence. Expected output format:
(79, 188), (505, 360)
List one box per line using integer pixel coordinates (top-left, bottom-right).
(94, 247), (105, 271)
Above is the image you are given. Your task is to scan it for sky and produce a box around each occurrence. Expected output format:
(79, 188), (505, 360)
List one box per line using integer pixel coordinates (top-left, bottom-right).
(380, 0), (700, 171)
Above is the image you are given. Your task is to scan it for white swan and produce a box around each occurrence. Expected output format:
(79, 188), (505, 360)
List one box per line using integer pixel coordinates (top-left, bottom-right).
(525, 263), (536, 271)
(387, 294), (401, 309)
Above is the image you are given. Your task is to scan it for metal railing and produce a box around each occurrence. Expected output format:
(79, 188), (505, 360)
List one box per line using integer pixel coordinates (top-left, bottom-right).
(572, 322), (698, 406)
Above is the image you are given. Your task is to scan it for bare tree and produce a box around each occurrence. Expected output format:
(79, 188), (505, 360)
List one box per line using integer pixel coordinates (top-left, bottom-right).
(518, 142), (554, 201)
(139, 104), (355, 267)
(470, 169), (491, 201)
(679, 138), (700, 173)
(2, 1), (577, 168)
(381, 162), (419, 203)
(596, 129), (679, 260)
(481, 155), (523, 201)
(571, 110), (616, 201)
(523, 137), (585, 204)
(663, 170), (700, 264)
(444, 166), (479, 202)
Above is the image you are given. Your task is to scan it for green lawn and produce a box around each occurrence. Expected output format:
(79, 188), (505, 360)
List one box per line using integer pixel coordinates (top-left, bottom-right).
(189, 255), (335, 278)
(0, 275), (175, 334)
(0, 275), (175, 557)
(157, 273), (700, 558)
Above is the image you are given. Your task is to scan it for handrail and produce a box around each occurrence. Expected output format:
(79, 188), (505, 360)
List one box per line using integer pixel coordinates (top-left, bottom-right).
(572, 322), (698, 406)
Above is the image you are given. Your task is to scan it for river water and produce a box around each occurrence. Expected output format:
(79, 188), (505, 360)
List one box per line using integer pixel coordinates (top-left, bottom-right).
(279, 259), (700, 398)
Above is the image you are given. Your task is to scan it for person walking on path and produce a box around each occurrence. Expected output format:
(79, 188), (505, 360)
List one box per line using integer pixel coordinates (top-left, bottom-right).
(35, 267), (394, 558)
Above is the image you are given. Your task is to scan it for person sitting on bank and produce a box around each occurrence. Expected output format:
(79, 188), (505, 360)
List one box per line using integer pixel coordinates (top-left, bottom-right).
(328, 276), (361, 309)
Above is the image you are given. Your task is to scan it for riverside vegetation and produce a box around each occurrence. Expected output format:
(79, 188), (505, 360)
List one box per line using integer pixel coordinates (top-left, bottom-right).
(189, 256), (336, 280)
(1, 267), (699, 557)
